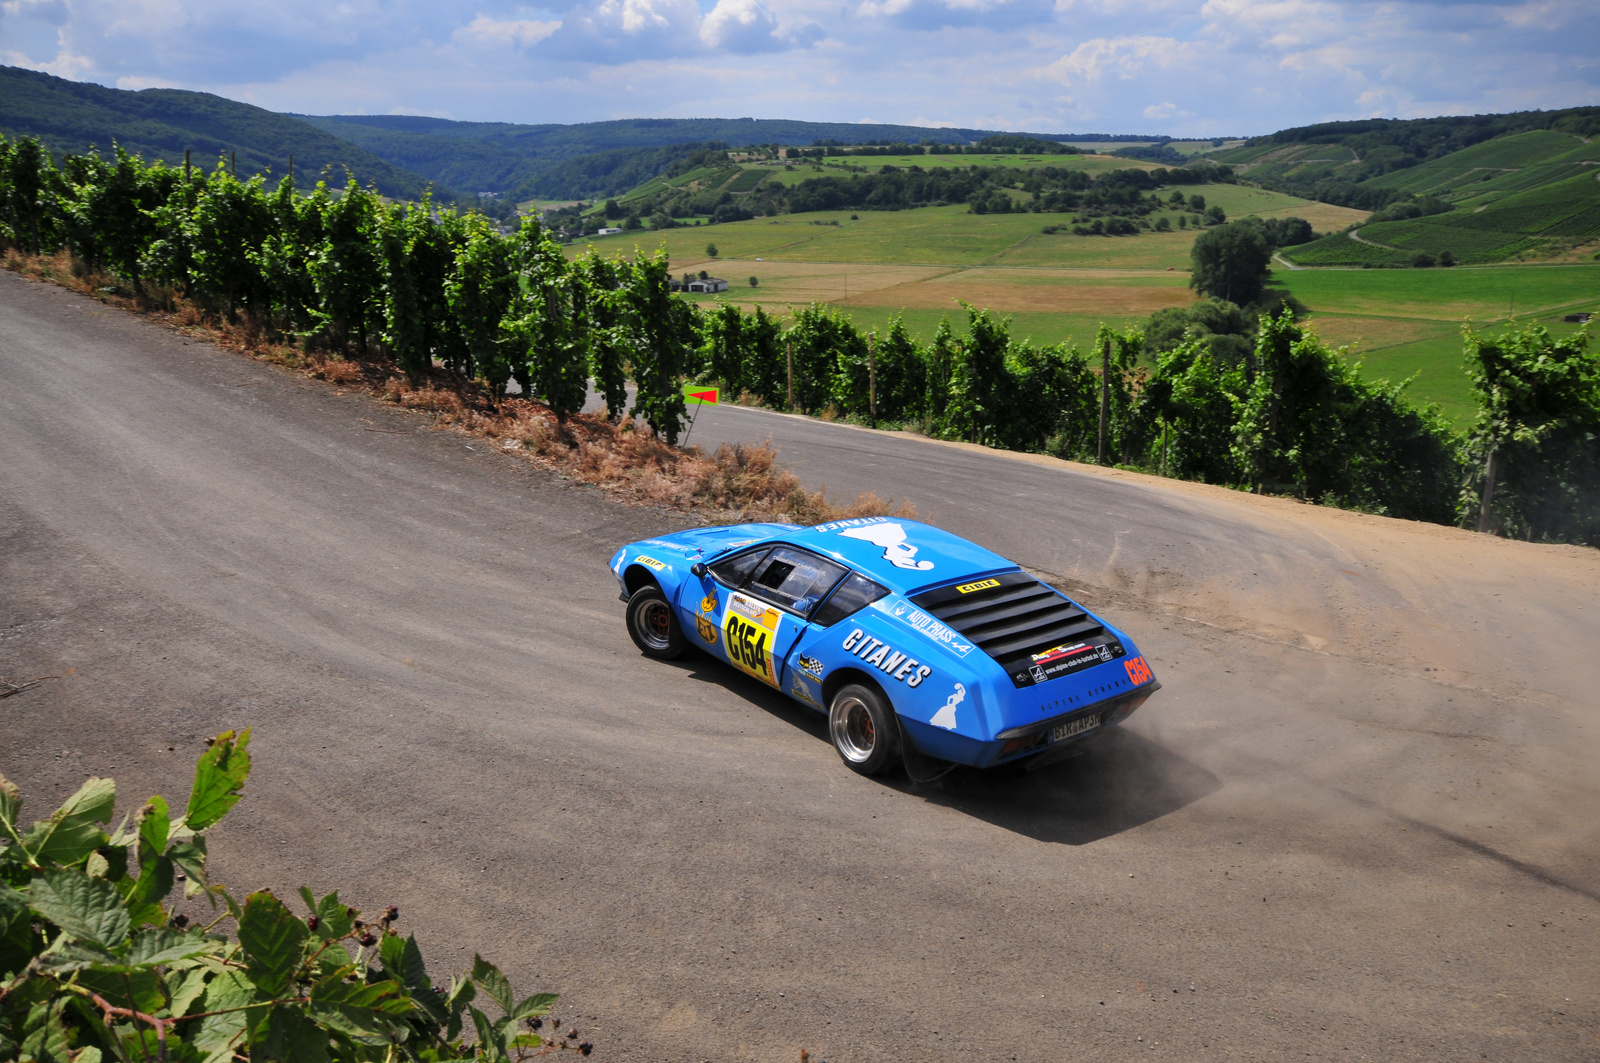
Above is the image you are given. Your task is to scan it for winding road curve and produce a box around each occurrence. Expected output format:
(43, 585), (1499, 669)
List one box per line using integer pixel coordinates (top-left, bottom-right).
(3, 270), (1597, 1061)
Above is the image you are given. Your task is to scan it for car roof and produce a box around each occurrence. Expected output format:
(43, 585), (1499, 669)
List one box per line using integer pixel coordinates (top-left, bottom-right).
(779, 518), (1016, 593)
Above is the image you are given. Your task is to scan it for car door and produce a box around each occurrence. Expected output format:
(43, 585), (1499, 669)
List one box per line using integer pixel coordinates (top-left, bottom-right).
(781, 570), (890, 712)
(689, 545), (847, 691)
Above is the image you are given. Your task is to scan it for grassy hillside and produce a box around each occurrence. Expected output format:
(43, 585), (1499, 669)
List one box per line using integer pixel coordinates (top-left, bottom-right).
(1282, 132), (1600, 266)
(0, 65), (443, 200)
(1214, 107), (1600, 205)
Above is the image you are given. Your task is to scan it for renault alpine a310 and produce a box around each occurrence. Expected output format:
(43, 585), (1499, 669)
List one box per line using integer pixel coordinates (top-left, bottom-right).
(609, 518), (1159, 775)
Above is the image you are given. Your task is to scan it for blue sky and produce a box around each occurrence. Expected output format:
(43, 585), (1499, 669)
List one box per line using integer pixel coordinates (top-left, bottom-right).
(2, 0), (1596, 135)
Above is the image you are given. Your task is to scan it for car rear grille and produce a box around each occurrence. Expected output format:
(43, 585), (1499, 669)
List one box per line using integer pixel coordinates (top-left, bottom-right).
(909, 571), (1107, 672)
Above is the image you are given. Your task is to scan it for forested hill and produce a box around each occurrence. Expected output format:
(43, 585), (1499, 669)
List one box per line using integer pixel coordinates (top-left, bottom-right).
(0, 65), (446, 201)
(297, 115), (1154, 199)
(1214, 107), (1600, 207)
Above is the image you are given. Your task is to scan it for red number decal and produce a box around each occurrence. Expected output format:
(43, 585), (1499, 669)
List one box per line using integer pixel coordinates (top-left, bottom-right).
(1124, 656), (1153, 685)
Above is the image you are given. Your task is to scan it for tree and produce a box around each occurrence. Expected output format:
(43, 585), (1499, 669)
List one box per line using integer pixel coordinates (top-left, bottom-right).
(706, 242), (718, 258)
(506, 219), (589, 421)
(1189, 221), (1272, 306)
(1463, 322), (1600, 542)
(447, 212), (520, 408)
(625, 250), (694, 443)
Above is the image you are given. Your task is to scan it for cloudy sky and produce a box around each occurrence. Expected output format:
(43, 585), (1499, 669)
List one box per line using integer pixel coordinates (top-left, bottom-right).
(1, 0), (1595, 135)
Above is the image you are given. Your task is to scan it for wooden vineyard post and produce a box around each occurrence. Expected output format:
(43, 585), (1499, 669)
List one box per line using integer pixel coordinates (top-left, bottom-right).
(230, 151), (236, 177)
(1478, 449), (1498, 534)
(786, 340), (795, 409)
(868, 334), (877, 425)
(1098, 335), (1110, 465)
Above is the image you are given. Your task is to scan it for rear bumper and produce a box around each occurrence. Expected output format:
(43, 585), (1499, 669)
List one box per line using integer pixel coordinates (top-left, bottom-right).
(901, 680), (1159, 769)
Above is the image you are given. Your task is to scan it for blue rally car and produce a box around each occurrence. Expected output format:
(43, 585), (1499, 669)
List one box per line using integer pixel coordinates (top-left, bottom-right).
(609, 517), (1159, 775)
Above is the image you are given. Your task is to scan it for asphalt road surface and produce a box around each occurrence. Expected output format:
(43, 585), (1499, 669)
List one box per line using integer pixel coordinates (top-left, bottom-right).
(3, 269), (1597, 1061)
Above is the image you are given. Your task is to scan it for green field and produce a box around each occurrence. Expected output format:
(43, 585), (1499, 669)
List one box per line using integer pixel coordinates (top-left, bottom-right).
(584, 186), (1360, 269)
(1276, 263), (1600, 424)
(574, 192), (1597, 428)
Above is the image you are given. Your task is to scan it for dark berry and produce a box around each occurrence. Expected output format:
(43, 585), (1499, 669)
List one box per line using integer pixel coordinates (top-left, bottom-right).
(567, 1030), (578, 1039)
(354, 920), (365, 930)
(360, 932), (377, 947)
(530, 1019), (543, 1031)
(172, 914), (189, 928)
(579, 1044), (592, 1056)
(307, 916), (319, 931)
(385, 905), (399, 921)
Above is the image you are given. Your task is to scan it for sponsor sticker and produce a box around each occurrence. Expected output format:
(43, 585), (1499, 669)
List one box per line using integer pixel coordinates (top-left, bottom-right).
(789, 671), (824, 710)
(723, 593), (783, 688)
(841, 628), (932, 687)
(812, 516), (892, 534)
(636, 556), (667, 571)
(956, 578), (1001, 594)
(837, 521), (933, 571)
(1010, 638), (1125, 688)
(930, 683), (965, 730)
(700, 595), (718, 615)
(695, 616), (718, 645)
(798, 654), (825, 680)
(888, 601), (974, 658)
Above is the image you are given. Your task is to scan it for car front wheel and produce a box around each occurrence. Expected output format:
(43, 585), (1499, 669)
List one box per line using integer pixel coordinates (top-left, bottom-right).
(626, 584), (686, 659)
(828, 683), (900, 775)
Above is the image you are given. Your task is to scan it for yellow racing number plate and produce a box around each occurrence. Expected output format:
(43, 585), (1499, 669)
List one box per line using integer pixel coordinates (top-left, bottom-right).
(723, 594), (782, 687)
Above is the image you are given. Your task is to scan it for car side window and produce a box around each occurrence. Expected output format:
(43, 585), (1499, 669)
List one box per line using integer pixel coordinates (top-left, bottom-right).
(708, 547), (770, 590)
(811, 571), (888, 628)
(744, 546), (847, 615)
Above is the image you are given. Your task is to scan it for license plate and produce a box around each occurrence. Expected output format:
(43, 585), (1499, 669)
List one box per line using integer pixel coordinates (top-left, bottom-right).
(1051, 714), (1100, 743)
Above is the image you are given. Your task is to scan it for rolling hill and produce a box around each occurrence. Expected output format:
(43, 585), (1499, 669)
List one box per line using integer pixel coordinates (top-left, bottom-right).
(1281, 129), (1600, 265)
(1213, 108), (1600, 207)
(0, 65), (447, 201)
(295, 115), (1164, 201)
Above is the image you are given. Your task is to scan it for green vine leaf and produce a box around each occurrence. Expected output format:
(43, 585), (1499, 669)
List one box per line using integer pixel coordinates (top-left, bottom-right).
(237, 890), (306, 998)
(26, 870), (130, 950)
(19, 777), (115, 868)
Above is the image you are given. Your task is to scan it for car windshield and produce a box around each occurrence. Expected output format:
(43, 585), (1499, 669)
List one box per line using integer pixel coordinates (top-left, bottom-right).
(746, 546), (847, 615)
(708, 547), (770, 589)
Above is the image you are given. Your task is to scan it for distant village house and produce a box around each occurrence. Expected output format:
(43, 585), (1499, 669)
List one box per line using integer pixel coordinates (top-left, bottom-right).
(681, 276), (729, 293)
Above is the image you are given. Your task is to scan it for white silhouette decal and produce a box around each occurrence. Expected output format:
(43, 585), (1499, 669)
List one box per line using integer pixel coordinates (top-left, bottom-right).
(931, 683), (965, 730)
(839, 522), (934, 570)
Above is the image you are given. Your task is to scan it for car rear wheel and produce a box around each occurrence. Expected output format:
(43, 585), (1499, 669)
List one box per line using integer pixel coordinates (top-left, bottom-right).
(828, 683), (900, 776)
(626, 584), (686, 659)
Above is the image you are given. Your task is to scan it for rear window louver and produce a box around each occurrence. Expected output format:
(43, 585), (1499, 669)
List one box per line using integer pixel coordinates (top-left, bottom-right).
(910, 571), (1117, 686)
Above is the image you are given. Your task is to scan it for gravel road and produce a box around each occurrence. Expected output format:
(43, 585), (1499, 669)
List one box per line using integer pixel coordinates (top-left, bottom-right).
(3, 269), (1596, 1061)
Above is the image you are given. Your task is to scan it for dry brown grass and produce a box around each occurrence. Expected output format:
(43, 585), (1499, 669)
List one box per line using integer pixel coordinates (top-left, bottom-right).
(3, 248), (912, 525)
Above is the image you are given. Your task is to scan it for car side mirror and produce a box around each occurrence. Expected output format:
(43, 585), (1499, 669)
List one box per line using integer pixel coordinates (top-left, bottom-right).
(690, 562), (707, 578)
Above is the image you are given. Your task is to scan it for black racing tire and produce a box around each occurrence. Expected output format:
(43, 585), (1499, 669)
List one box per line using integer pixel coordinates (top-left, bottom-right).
(626, 584), (686, 659)
(828, 682), (901, 776)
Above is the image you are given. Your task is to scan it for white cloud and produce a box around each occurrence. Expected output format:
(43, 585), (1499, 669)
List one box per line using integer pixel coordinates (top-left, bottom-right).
(700, 0), (819, 52)
(1044, 35), (1189, 85)
(453, 15), (562, 49)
